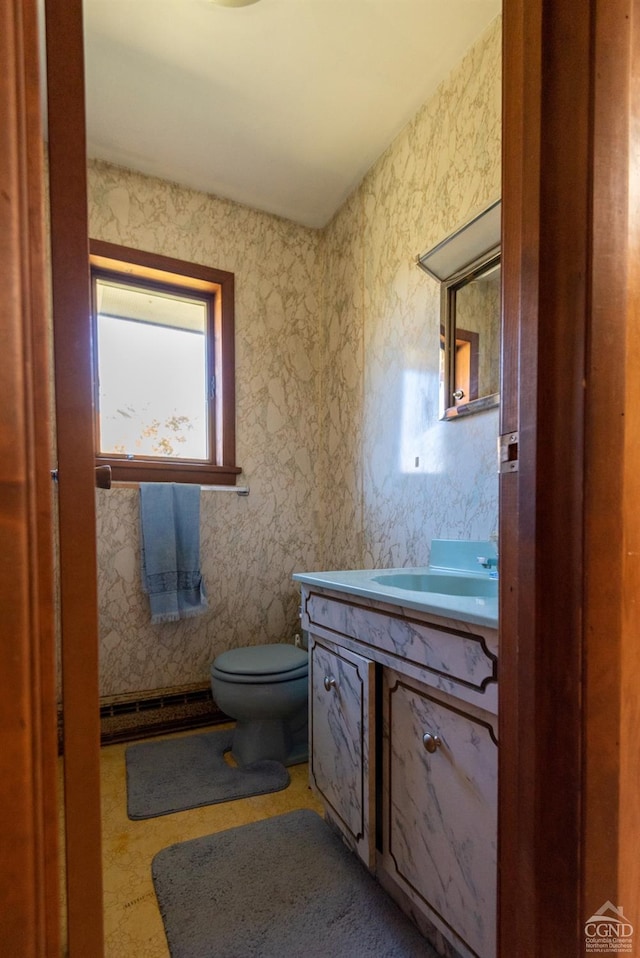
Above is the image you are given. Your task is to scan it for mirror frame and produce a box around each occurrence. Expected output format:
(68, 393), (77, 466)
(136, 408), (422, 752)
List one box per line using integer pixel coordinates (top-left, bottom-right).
(416, 199), (501, 422)
(440, 245), (501, 420)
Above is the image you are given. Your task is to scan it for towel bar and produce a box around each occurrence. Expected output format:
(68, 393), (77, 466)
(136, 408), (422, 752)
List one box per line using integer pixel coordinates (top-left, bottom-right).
(52, 471), (250, 496)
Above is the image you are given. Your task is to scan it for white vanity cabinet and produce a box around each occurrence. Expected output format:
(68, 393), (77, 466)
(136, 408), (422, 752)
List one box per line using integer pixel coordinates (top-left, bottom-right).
(381, 670), (497, 958)
(299, 582), (498, 958)
(308, 637), (375, 866)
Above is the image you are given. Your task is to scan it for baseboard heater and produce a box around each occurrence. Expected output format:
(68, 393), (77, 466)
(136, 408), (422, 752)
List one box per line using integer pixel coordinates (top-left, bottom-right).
(57, 684), (228, 753)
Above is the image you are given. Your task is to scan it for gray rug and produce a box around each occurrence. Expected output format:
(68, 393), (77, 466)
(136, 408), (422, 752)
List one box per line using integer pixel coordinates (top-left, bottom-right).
(152, 808), (437, 957)
(125, 728), (290, 819)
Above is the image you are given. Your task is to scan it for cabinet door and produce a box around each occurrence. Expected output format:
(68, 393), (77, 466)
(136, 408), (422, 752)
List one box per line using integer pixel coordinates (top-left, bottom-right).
(382, 670), (497, 958)
(309, 636), (375, 867)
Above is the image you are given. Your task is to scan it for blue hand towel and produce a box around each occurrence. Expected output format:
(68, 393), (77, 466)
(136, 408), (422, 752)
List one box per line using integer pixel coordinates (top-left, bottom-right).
(139, 483), (208, 624)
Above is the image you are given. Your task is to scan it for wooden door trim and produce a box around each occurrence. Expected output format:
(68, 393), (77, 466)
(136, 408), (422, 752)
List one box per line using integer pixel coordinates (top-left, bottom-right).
(582, 0), (629, 919)
(621, 0), (640, 913)
(588, 0), (640, 926)
(500, 1), (591, 953)
(498, 2), (537, 952)
(0, 0), (59, 953)
(45, 0), (104, 954)
(500, 1), (639, 954)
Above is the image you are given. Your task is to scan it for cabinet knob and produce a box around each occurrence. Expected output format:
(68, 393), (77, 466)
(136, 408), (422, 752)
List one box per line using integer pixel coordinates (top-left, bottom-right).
(323, 675), (337, 692)
(422, 732), (442, 753)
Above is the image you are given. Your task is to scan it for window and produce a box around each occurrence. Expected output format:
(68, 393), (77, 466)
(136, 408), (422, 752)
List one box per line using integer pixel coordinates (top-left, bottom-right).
(90, 240), (240, 484)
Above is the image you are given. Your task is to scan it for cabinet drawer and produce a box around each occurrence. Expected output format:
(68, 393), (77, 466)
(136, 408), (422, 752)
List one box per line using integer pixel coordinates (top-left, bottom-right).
(309, 636), (375, 867)
(303, 589), (496, 699)
(381, 670), (497, 958)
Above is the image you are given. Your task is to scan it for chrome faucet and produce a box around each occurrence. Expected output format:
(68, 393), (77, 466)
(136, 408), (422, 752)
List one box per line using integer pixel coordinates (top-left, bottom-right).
(477, 529), (499, 574)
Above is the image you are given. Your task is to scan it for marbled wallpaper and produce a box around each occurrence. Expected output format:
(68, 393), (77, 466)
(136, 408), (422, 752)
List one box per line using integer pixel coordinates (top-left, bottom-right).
(90, 15), (502, 699)
(317, 187), (366, 572)
(320, 16), (501, 572)
(89, 163), (323, 697)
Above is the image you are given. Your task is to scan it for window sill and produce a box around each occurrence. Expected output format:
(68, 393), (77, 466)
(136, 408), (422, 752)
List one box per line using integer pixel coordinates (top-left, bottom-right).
(96, 457), (242, 486)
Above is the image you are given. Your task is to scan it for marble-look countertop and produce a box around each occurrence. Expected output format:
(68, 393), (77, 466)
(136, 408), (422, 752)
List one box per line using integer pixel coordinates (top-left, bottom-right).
(293, 567), (498, 629)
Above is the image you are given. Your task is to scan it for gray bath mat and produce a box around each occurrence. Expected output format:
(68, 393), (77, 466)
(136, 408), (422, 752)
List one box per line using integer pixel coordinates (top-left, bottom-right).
(152, 808), (436, 957)
(125, 728), (290, 819)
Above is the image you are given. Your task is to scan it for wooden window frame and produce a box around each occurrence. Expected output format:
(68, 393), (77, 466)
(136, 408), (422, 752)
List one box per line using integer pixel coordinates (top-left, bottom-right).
(89, 240), (241, 485)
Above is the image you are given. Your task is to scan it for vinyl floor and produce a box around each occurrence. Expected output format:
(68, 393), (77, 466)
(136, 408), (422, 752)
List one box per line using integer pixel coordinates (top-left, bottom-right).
(59, 725), (323, 958)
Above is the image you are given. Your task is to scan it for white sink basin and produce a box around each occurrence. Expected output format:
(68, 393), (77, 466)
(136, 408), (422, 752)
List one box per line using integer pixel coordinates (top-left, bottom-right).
(371, 571), (498, 598)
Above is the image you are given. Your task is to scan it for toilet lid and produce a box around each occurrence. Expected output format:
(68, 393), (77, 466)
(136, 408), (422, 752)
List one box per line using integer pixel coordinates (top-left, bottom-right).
(212, 643), (308, 683)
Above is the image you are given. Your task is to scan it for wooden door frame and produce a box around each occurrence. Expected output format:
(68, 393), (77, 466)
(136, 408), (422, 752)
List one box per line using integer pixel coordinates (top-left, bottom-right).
(500, 1), (640, 955)
(0, 1), (59, 954)
(44, 1), (105, 955)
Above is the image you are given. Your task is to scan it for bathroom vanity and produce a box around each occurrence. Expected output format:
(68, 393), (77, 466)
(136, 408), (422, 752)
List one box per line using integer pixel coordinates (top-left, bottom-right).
(293, 542), (498, 958)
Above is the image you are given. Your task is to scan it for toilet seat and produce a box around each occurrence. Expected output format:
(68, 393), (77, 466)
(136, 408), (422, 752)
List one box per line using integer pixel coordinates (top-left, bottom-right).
(212, 643), (308, 685)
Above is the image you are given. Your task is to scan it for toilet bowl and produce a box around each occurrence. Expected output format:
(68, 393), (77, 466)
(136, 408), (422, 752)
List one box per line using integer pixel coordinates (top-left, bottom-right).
(210, 643), (309, 767)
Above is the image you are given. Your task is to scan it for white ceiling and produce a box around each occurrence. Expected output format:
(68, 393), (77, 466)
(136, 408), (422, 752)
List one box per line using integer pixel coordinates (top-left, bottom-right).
(80, 0), (501, 228)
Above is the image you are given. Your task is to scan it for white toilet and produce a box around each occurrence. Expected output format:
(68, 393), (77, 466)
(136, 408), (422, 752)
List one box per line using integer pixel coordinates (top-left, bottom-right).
(210, 643), (309, 767)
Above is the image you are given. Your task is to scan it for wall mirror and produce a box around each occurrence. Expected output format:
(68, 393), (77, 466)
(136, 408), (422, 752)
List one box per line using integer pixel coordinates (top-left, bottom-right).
(440, 248), (500, 419)
(417, 199), (501, 420)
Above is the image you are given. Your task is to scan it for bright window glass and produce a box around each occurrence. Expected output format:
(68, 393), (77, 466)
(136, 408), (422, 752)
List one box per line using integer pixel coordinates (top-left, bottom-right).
(95, 278), (209, 460)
